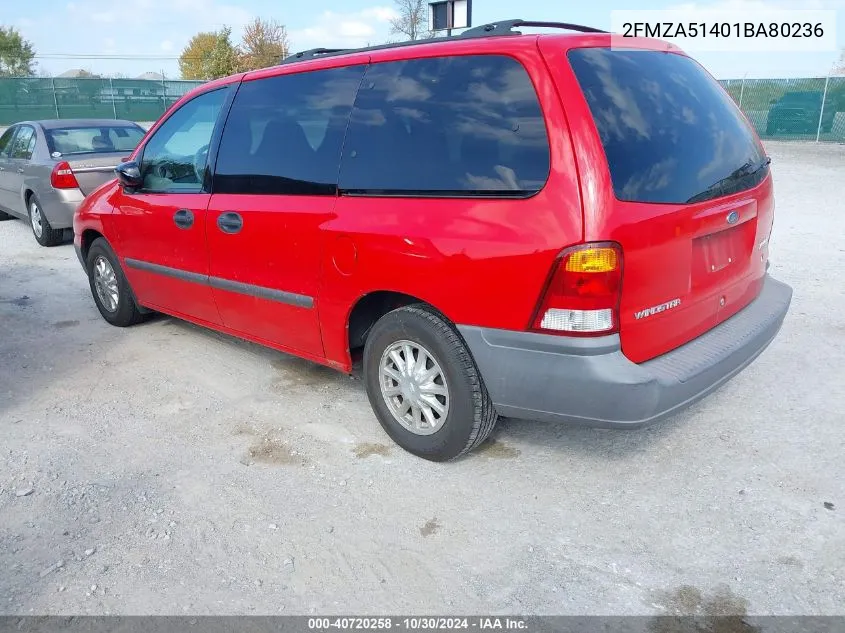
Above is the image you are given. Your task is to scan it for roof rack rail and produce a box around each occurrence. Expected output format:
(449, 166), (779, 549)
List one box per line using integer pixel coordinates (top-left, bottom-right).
(281, 47), (350, 64)
(461, 19), (607, 37)
(276, 19), (606, 67)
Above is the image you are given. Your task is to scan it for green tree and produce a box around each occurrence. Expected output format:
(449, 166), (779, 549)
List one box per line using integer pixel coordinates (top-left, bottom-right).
(0, 26), (36, 77)
(207, 27), (240, 78)
(239, 18), (289, 71)
(179, 27), (240, 79)
(179, 31), (218, 79)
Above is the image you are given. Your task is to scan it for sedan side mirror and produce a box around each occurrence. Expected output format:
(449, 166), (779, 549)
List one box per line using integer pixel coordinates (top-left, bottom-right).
(115, 161), (143, 190)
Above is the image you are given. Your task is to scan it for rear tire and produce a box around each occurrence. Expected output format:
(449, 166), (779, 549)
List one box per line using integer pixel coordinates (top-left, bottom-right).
(363, 305), (498, 461)
(29, 196), (63, 247)
(86, 237), (146, 327)
(0, 210), (13, 221)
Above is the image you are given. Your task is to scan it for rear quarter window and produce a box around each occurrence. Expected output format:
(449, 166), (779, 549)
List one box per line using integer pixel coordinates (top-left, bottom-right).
(568, 48), (766, 204)
(338, 54), (550, 196)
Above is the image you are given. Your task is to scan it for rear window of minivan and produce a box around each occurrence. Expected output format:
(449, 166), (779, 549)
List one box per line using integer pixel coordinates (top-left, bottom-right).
(568, 48), (766, 205)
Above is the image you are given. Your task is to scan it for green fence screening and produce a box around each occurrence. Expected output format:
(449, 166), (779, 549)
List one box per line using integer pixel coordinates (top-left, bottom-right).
(718, 76), (845, 142)
(1, 75), (844, 142)
(0, 77), (204, 125)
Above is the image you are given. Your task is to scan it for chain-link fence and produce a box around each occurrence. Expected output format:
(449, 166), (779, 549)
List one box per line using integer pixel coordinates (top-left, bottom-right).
(1, 75), (844, 142)
(719, 76), (844, 142)
(0, 77), (204, 125)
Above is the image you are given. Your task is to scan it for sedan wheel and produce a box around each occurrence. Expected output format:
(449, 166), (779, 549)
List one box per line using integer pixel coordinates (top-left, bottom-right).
(30, 201), (43, 238)
(28, 196), (63, 246)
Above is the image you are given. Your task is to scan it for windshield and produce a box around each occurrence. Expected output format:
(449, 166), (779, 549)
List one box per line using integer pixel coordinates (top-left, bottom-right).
(45, 125), (145, 157)
(568, 48), (766, 205)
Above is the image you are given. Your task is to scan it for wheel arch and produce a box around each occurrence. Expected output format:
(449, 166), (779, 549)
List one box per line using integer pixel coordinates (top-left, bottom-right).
(346, 290), (451, 360)
(79, 228), (106, 263)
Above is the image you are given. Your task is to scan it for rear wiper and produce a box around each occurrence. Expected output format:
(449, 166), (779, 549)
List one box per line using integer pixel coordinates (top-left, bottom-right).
(686, 156), (771, 204)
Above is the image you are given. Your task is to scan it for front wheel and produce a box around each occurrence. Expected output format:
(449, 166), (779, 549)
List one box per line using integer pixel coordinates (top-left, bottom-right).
(363, 305), (498, 461)
(29, 196), (63, 246)
(86, 237), (146, 327)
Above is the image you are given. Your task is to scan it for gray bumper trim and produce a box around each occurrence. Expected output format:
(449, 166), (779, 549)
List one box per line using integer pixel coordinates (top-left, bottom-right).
(458, 275), (793, 428)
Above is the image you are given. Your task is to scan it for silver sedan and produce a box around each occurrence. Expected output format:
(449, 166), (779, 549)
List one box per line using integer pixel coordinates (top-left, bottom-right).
(0, 119), (145, 246)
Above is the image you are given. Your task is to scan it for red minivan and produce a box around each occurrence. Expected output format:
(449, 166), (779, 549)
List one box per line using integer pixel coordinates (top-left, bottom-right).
(73, 20), (792, 461)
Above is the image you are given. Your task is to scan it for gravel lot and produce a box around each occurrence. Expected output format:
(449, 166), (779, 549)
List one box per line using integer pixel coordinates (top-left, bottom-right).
(0, 141), (843, 617)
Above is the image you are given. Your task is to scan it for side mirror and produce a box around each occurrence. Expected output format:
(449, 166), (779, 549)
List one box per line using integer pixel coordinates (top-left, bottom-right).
(115, 161), (142, 190)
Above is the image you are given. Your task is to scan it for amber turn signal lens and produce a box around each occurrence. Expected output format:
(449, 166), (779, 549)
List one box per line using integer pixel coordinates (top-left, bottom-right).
(563, 247), (619, 273)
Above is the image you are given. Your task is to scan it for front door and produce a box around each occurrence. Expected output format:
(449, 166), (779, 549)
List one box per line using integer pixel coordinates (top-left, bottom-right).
(0, 126), (19, 213)
(206, 63), (366, 359)
(112, 86), (230, 325)
(4, 125), (36, 215)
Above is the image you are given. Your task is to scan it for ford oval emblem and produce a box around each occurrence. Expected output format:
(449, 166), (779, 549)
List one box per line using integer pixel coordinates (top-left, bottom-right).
(727, 211), (740, 225)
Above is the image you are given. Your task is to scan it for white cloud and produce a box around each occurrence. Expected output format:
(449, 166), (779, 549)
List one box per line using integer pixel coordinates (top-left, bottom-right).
(91, 11), (116, 23)
(289, 6), (398, 51)
(160, 40), (174, 52)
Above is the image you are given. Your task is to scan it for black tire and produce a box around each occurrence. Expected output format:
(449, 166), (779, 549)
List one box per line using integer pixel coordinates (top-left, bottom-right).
(0, 210), (13, 221)
(363, 305), (498, 461)
(85, 237), (146, 327)
(28, 195), (63, 247)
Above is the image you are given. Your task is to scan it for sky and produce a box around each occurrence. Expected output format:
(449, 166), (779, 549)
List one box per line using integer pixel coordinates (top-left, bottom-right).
(5, 0), (844, 79)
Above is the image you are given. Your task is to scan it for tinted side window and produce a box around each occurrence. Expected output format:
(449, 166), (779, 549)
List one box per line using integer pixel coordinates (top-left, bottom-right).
(214, 66), (366, 195)
(9, 126), (36, 160)
(0, 127), (17, 156)
(140, 88), (227, 193)
(339, 55), (550, 196)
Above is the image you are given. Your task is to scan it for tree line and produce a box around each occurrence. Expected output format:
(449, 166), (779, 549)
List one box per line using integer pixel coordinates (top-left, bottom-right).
(179, 18), (289, 80)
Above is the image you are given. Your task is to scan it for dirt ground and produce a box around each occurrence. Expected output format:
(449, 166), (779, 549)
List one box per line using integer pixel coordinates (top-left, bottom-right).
(1, 141), (843, 616)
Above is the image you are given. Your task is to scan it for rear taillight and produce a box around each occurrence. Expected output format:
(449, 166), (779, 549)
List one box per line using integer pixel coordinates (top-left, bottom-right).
(531, 243), (623, 336)
(50, 161), (79, 189)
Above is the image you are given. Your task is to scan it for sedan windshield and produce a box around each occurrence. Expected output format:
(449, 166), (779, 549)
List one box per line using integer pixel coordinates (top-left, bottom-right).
(46, 125), (145, 156)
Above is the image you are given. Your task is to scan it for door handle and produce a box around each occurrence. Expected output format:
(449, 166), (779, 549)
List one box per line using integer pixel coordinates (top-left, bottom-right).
(217, 211), (243, 234)
(173, 208), (194, 229)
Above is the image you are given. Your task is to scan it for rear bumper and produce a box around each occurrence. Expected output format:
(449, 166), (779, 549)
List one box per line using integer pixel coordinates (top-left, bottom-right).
(39, 188), (83, 229)
(458, 274), (792, 428)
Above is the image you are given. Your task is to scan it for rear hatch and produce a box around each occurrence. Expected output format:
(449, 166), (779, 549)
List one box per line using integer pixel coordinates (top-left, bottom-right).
(61, 152), (129, 195)
(566, 47), (773, 363)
